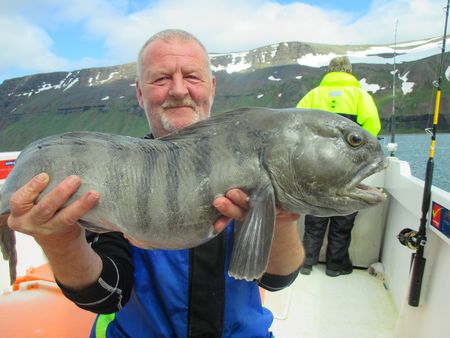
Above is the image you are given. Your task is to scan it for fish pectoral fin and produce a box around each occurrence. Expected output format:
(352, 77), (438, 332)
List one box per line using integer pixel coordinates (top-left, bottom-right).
(0, 214), (17, 285)
(229, 182), (276, 281)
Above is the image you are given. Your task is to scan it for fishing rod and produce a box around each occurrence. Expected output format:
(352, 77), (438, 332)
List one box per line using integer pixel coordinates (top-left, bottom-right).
(397, 0), (450, 307)
(389, 20), (399, 157)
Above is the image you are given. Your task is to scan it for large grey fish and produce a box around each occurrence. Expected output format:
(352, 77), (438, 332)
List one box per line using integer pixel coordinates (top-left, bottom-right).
(0, 107), (386, 283)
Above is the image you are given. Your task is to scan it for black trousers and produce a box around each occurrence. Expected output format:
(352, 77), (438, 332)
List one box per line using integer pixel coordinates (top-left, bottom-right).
(303, 212), (358, 271)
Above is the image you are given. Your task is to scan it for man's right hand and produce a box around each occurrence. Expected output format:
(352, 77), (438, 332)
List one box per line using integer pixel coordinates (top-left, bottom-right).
(6, 173), (103, 290)
(7, 173), (99, 246)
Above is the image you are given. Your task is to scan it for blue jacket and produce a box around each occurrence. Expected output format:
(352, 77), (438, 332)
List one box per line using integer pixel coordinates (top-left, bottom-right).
(90, 224), (274, 337)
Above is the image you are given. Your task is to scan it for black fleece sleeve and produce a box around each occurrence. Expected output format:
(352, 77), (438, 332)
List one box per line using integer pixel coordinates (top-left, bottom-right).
(56, 231), (134, 314)
(258, 266), (301, 292)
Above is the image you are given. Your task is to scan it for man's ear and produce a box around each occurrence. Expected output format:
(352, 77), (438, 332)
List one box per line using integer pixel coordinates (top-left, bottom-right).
(209, 75), (216, 106)
(136, 79), (144, 109)
(211, 75), (216, 98)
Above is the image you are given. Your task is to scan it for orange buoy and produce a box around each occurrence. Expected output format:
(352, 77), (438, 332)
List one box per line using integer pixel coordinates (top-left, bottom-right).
(0, 264), (96, 338)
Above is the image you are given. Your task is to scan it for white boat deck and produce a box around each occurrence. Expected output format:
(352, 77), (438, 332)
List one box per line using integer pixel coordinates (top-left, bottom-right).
(266, 263), (398, 338)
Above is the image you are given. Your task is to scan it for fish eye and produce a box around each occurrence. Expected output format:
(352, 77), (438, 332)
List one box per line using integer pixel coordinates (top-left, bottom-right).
(345, 131), (364, 147)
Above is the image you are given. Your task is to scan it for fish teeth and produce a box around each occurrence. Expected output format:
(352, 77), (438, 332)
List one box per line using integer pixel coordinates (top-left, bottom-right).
(347, 186), (386, 204)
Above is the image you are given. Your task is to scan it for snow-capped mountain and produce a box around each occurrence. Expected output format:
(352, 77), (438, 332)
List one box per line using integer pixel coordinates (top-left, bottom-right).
(0, 37), (449, 151)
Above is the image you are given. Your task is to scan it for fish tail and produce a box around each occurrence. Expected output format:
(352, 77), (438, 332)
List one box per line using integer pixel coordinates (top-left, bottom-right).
(0, 214), (17, 284)
(0, 189), (9, 215)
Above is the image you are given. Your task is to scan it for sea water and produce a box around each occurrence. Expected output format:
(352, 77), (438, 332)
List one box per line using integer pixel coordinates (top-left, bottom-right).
(382, 132), (449, 192)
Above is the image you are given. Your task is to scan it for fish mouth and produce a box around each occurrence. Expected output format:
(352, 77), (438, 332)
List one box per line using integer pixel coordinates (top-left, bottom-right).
(346, 183), (386, 204)
(340, 158), (388, 204)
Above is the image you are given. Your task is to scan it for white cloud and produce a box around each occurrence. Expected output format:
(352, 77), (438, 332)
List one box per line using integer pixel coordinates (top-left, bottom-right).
(90, 0), (356, 58)
(0, 15), (68, 72)
(0, 0), (448, 82)
(346, 0), (444, 43)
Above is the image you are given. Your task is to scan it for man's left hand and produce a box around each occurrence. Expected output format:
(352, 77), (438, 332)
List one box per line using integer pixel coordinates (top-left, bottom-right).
(213, 188), (300, 232)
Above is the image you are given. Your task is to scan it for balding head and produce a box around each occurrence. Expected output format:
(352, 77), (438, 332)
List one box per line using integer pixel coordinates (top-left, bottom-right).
(137, 29), (211, 79)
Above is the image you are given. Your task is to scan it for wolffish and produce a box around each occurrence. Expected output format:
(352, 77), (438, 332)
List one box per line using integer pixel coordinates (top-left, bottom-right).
(0, 107), (386, 283)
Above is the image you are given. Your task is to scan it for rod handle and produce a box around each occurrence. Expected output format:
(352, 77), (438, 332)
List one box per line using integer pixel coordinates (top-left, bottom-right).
(408, 253), (426, 307)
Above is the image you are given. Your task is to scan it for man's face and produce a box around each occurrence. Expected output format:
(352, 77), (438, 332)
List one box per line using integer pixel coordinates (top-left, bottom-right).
(136, 38), (216, 138)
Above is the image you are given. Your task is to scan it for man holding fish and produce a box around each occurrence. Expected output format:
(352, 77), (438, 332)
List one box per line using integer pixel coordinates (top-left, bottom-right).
(4, 29), (304, 337)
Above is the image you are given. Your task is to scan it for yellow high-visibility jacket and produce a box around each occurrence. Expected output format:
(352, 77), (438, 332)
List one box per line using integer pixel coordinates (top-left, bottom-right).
(296, 72), (381, 136)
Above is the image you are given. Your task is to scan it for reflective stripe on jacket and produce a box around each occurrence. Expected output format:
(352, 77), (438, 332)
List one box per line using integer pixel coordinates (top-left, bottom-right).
(296, 72), (381, 136)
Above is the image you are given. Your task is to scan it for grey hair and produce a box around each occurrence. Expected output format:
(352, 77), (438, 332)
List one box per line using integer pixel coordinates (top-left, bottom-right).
(328, 56), (352, 74)
(136, 29), (212, 79)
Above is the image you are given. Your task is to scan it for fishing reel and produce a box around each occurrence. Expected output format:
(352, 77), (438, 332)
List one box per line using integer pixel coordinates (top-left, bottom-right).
(397, 228), (426, 250)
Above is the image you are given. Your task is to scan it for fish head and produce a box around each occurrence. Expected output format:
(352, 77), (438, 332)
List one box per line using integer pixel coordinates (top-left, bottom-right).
(266, 109), (386, 216)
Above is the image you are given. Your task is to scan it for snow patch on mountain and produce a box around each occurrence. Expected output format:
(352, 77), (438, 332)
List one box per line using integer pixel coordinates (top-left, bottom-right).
(360, 78), (381, 94)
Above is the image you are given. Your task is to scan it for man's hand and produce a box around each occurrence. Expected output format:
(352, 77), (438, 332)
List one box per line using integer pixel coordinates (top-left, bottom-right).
(6, 173), (104, 290)
(7, 173), (99, 246)
(213, 189), (248, 232)
(212, 188), (300, 232)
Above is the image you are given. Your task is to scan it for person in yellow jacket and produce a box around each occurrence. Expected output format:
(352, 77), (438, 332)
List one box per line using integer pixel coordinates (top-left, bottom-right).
(296, 56), (381, 277)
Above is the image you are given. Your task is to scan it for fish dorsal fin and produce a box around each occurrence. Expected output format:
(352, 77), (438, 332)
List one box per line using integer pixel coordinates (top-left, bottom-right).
(228, 180), (276, 281)
(160, 107), (270, 142)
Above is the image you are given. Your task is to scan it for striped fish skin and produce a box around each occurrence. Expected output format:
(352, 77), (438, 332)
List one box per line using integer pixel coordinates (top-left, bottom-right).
(0, 107), (386, 280)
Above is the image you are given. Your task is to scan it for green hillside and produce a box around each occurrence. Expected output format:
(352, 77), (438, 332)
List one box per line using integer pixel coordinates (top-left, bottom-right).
(1, 44), (450, 152)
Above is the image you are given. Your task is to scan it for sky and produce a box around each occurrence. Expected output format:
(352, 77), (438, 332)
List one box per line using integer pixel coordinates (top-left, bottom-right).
(1, 0), (448, 83)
